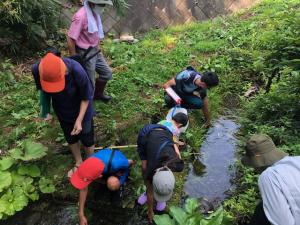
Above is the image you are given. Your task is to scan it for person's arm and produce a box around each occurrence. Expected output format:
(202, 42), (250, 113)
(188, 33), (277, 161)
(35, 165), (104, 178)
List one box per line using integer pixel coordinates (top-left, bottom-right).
(146, 179), (154, 223)
(32, 63), (42, 90)
(79, 187), (88, 225)
(71, 100), (89, 135)
(67, 12), (84, 56)
(173, 143), (181, 159)
(202, 97), (211, 128)
(258, 171), (295, 225)
(67, 36), (77, 56)
(163, 78), (176, 89)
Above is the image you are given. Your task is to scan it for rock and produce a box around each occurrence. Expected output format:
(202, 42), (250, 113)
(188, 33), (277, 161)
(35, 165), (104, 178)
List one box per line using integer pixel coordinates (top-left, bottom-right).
(113, 34), (139, 44)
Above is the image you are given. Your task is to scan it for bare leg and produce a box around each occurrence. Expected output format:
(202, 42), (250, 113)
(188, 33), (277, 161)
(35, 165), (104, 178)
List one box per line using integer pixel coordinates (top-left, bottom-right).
(141, 160), (147, 180)
(69, 142), (82, 166)
(84, 145), (95, 157)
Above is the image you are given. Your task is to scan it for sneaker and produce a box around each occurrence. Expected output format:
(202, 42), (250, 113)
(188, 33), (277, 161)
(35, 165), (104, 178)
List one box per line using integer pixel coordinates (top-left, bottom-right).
(156, 201), (166, 211)
(137, 192), (147, 205)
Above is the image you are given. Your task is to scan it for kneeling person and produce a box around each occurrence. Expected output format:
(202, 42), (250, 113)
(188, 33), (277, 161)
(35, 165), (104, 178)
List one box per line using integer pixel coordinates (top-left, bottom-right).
(70, 148), (134, 225)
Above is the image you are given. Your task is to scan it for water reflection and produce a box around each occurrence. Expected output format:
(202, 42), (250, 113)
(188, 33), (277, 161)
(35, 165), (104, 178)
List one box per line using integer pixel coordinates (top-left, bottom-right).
(184, 118), (240, 202)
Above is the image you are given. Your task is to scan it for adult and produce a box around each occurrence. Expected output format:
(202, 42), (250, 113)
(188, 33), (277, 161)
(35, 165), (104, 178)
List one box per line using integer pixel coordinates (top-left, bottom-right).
(70, 149), (134, 225)
(32, 50), (95, 171)
(136, 123), (185, 222)
(163, 66), (219, 128)
(67, 0), (113, 102)
(241, 134), (300, 225)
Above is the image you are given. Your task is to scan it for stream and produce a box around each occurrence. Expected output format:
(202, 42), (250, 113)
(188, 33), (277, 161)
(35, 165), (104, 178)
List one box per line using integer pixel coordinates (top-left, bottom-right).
(184, 117), (240, 208)
(1, 117), (239, 225)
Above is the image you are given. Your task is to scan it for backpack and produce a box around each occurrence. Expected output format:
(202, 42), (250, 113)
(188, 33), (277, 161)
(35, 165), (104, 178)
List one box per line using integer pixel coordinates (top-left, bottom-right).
(69, 46), (100, 71)
(175, 66), (201, 94)
(137, 124), (172, 151)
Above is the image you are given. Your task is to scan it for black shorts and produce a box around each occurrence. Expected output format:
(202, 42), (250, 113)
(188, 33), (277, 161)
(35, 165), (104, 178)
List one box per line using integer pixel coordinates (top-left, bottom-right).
(59, 119), (94, 147)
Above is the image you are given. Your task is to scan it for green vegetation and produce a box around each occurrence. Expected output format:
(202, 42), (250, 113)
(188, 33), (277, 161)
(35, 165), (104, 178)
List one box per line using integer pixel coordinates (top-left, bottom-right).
(0, 0), (299, 223)
(154, 198), (233, 225)
(0, 0), (62, 55)
(0, 140), (55, 219)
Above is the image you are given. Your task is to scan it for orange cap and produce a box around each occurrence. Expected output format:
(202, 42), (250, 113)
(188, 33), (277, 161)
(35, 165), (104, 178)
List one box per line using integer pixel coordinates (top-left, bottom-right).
(38, 53), (67, 93)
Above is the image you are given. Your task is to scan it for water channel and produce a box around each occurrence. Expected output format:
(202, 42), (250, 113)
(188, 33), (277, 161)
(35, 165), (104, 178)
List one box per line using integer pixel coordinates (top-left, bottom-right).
(184, 118), (240, 207)
(1, 117), (239, 225)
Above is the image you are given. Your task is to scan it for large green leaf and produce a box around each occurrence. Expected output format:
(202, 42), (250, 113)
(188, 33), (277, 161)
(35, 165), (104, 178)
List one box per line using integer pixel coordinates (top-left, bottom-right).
(22, 140), (47, 161)
(186, 217), (200, 225)
(12, 186), (29, 211)
(9, 148), (23, 160)
(11, 171), (26, 186)
(201, 207), (224, 225)
(27, 191), (39, 201)
(17, 164), (41, 177)
(0, 189), (16, 216)
(21, 177), (35, 193)
(154, 214), (175, 225)
(10, 140), (47, 161)
(0, 157), (15, 170)
(0, 171), (12, 192)
(39, 177), (55, 193)
(184, 198), (199, 214)
(169, 206), (187, 224)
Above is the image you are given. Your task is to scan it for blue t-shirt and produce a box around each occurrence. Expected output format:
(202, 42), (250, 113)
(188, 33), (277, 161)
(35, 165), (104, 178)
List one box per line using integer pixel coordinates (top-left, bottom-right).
(91, 149), (129, 185)
(32, 57), (95, 123)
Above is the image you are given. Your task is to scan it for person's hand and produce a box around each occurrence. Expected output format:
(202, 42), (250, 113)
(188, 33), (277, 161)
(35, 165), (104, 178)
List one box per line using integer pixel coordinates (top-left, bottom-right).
(71, 119), (82, 135)
(79, 214), (88, 225)
(147, 209), (154, 223)
(193, 91), (201, 98)
(128, 159), (135, 166)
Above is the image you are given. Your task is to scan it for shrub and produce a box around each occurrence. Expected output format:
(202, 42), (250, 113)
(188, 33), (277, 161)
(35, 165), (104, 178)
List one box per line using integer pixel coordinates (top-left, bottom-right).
(0, 0), (62, 56)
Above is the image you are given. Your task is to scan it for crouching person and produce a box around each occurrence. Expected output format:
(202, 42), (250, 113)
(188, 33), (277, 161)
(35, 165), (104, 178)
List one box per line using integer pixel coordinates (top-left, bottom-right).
(241, 134), (300, 225)
(163, 66), (219, 128)
(70, 148), (134, 225)
(136, 122), (185, 222)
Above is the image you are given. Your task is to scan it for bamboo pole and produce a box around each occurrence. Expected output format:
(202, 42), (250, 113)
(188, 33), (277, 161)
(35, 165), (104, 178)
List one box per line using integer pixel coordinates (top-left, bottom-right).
(94, 144), (137, 150)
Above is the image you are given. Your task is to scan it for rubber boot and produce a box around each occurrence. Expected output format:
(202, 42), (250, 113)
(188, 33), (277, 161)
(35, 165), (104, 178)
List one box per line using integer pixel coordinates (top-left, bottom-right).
(94, 78), (112, 103)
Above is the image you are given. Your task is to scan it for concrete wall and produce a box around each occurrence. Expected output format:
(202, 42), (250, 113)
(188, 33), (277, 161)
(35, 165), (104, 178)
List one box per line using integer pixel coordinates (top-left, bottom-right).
(100, 0), (258, 36)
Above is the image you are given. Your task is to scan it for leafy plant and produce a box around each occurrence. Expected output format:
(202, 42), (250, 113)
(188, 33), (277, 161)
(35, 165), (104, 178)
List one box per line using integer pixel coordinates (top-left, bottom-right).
(0, 157), (15, 171)
(39, 177), (55, 194)
(0, 0), (62, 55)
(0, 140), (53, 220)
(17, 165), (41, 178)
(154, 198), (233, 225)
(10, 139), (47, 161)
(0, 171), (12, 192)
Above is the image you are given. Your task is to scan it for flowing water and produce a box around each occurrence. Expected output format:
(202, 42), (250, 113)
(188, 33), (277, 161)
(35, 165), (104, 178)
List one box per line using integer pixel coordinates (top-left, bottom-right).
(184, 118), (240, 206)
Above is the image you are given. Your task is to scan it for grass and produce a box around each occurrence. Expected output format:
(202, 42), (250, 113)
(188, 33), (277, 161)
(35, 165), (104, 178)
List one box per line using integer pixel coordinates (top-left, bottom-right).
(0, 0), (300, 223)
